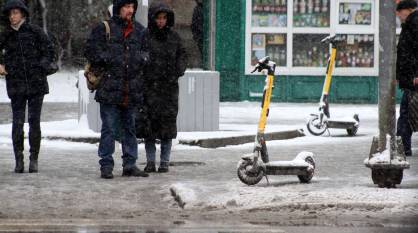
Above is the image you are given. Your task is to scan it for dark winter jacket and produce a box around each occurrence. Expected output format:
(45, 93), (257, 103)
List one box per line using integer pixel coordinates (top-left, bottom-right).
(0, 0), (54, 98)
(396, 10), (418, 91)
(84, 0), (147, 105)
(136, 3), (187, 139)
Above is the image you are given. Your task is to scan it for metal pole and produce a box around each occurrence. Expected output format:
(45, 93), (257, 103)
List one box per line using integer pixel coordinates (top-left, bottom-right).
(209, 0), (216, 71)
(378, 0), (397, 159)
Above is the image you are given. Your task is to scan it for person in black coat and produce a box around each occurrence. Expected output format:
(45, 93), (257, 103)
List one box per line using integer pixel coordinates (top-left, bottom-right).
(191, 0), (203, 59)
(395, 0), (418, 157)
(137, 3), (187, 173)
(84, 0), (149, 179)
(0, 0), (55, 173)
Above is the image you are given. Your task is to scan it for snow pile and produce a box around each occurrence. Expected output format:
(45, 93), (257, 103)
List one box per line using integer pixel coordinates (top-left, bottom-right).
(364, 149), (409, 166)
(364, 135), (410, 167)
(171, 179), (418, 214)
(169, 183), (197, 209)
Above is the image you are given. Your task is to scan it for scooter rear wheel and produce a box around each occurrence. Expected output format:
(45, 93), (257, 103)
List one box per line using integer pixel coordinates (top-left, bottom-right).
(307, 115), (327, 136)
(237, 159), (264, 185)
(298, 156), (315, 183)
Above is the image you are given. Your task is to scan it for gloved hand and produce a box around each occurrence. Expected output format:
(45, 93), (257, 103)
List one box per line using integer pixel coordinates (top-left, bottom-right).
(0, 64), (7, 76)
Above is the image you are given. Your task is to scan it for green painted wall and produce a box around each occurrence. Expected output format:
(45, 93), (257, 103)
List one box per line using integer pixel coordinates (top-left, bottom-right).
(215, 0), (245, 101)
(245, 75), (379, 103)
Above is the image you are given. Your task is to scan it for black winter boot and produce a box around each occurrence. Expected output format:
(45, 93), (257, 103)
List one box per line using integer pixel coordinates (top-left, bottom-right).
(29, 153), (38, 173)
(144, 161), (156, 173)
(100, 167), (114, 179)
(29, 160), (38, 173)
(158, 162), (169, 173)
(14, 152), (24, 173)
(122, 165), (149, 177)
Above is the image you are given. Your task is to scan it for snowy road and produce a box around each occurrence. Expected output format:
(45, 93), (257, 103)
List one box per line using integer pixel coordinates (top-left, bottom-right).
(0, 102), (417, 231)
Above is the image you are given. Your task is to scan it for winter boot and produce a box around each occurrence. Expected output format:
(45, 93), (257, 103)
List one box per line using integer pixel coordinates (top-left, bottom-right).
(144, 161), (156, 173)
(100, 167), (114, 179)
(158, 162), (169, 173)
(29, 153), (38, 173)
(29, 160), (38, 173)
(122, 165), (149, 177)
(14, 152), (24, 173)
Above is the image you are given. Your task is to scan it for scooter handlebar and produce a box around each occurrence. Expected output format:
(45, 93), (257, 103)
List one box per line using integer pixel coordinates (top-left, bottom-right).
(251, 64), (261, 73)
(321, 35), (344, 44)
(258, 56), (270, 65)
(321, 35), (335, 43)
(251, 56), (276, 74)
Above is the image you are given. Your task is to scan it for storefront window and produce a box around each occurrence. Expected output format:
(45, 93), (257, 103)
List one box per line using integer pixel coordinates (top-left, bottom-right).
(247, 0), (378, 75)
(335, 34), (374, 68)
(338, 2), (372, 25)
(293, 0), (330, 27)
(251, 33), (287, 66)
(293, 34), (328, 67)
(252, 0), (288, 27)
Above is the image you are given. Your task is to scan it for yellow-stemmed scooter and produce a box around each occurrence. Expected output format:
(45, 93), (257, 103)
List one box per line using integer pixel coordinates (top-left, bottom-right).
(237, 57), (315, 185)
(307, 35), (360, 136)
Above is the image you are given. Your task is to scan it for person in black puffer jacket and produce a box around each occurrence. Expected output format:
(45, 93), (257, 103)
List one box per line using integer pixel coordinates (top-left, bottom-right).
(191, 0), (203, 59)
(0, 0), (55, 173)
(84, 0), (149, 179)
(137, 2), (187, 173)
(395, 0), (418, 157)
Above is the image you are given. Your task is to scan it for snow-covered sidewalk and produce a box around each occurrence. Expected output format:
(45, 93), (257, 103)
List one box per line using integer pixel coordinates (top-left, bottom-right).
(1, 70), (381, 147)
(0, 102), (381, 147)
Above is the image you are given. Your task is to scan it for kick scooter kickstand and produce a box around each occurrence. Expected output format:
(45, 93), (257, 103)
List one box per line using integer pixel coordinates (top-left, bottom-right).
(265, 175), (270, 186)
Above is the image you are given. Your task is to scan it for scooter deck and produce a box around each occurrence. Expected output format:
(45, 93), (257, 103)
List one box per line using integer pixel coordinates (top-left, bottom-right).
(327, 119), (358, 129)
(265, 161), (313, 176)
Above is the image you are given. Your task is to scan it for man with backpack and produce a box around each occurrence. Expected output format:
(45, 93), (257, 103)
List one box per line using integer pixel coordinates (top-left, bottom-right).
(84, 0), (149, 179)
(0, 0), (56, 173)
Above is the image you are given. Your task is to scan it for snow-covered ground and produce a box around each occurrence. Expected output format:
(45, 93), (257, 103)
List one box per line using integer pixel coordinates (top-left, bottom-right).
(0, 70), (380, 142)
(0, 71), (417, 228)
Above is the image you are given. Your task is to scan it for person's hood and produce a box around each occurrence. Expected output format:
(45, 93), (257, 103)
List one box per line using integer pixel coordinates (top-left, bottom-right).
(195, 0), (203, 6)
(405, 9), (418, 24)
(147, 3), (175, 30)
(2, 0), (29, 18)
(112, 0), (138, 18)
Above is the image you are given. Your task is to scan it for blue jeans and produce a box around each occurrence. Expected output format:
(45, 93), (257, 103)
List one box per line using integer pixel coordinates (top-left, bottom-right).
(145, 138), (172, 164)
(397, 90), (413, 156)
(98, 104), (138, 170)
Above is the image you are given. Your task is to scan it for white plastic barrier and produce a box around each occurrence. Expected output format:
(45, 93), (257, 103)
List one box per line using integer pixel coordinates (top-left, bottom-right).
(78, 70), (220, 133)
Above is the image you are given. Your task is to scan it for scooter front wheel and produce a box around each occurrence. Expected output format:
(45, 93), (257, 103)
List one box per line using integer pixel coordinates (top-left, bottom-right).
(237, 159), (264, 185)
(307, 115), (327, 136)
